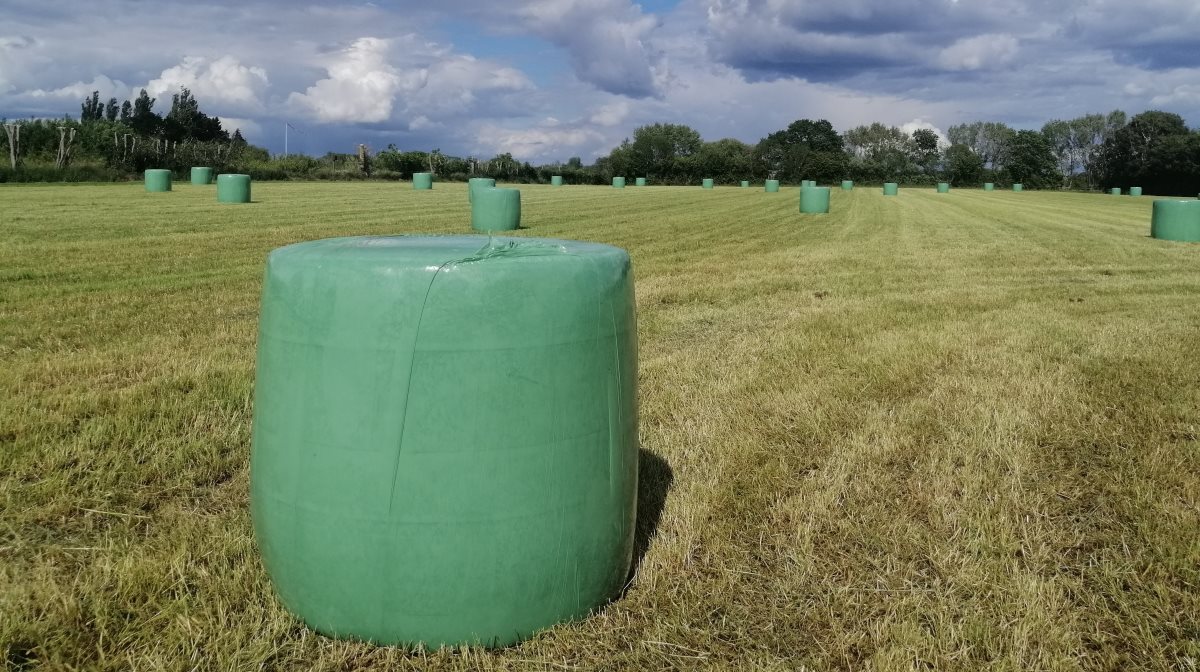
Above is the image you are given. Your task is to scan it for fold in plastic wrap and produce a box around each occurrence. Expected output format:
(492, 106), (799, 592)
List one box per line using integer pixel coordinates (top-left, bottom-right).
(250, 235), (639, 648)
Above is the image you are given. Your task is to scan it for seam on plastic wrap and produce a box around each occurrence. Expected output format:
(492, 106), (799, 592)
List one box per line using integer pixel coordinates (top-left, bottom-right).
(387, 258), (456, 514)
(458, 237), (569, 263)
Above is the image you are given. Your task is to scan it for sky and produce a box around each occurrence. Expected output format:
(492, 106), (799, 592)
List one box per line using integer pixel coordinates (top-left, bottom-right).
(1, 0), (1198, 162)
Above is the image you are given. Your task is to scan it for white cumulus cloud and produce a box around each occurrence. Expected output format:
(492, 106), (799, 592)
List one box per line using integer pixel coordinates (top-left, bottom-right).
(145, 55), (269, 112)
(288, 36), (533, 125)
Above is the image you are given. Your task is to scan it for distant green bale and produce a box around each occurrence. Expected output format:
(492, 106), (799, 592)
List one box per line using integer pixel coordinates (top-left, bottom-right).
(635, 177), (647, 187)
(740, 181), (749, 188)
(984, 183), (995, 191)
(550, 175), (563, 186)
(413, 173), (433, 190)
(1111, 188), (1122, 196)
(1150, 200), (1200, 242)
(702, 178), (714, 189)
(937, 183), (950, 193)
(765, 180), (780, 193)
(217, 174), (252, 204)
(468, 178), (496, 203)
(144, 169), (172, 192)
(471, 187), (521, 232)
(799, 186), (831, 214)
(802, 180), (815, 188)
(883, 183), (899, 196)
(841, 180), (853, 191)
(612, 177), (626, 189)
(190, 167), (213, 185)
(1013, 184), (1024, 192)
(1130, 187), (1143, 196)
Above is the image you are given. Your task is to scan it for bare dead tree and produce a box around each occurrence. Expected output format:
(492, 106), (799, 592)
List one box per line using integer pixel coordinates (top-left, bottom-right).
(55, 126), (77, 169)
(3, 123), (20, 169)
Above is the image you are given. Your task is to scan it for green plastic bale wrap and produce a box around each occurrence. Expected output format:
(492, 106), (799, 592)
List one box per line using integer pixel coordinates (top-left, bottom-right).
(635, 177), (647, 187)
(800, 180), (814, 188)
(1111, 188), (1122, 195)
(217, 174), (252, 203)
(412, 173), (433, 190)
(471, 187), (521, 232)
(702, 178), (714, 189)
(937, 183), (950, 193)
(883, 183), (899, 196)
(468, 178), (496, 204)
(765, 180), (780, 193)
(841, 180), (853, 191)
(612, 177), (626, 189)
(551, 176), (563, 186)
(740, 181), (749, 188)
(144, 169), (172, 192)
(1130, 187), (1143, 197)
(250, 235), (639, 648)
(1013, 184), (1024, 192)
(984, 183), (995, 191)
(799, 186), (831, 214)
(190, 167), (213, 185)
(1150, 200), (1200, 242)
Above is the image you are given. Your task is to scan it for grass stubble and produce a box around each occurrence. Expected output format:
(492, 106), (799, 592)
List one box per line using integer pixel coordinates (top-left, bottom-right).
(1, 182), (1197, 670)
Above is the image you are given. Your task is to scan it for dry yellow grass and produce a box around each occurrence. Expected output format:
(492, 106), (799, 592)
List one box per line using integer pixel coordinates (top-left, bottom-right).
(1, 182), (1198, 670)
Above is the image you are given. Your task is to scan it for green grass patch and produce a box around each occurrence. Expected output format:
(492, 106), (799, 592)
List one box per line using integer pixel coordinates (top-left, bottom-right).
(2, 183), (1198, 670)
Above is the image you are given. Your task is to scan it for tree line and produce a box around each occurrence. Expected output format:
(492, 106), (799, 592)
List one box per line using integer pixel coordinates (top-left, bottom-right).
(2, 91), (1197, 194)
(598, 111), (1199, 195)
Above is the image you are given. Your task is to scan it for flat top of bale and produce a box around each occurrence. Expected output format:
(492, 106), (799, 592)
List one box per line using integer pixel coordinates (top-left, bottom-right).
(269, 235), (628, 267)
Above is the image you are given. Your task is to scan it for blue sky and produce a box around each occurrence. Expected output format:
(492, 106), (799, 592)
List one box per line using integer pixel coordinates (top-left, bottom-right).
(2, 0), (1198, 162)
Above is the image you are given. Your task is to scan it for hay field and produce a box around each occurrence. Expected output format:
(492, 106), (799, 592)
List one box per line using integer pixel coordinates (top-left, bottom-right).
(2, 182), (1198, 671)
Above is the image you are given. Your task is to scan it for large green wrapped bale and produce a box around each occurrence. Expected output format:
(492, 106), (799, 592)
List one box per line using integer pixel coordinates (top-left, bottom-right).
(799, 186), (831, 214)
(1013, 183), (1024, 192)
(841, 180), (853, 191)
(883, 182), (899, 196)
(413, 173), (433, 190)
(1151, 200), (1200, 242)
(702, 178), (714, 189)
(740, 181), (749, 188)
(190, 167), (213, 185)
(550, 175), (563, 186)
(471, 187), (521, 232)
(1111, 188), (1122, 196)
(144, 169), (172, 192)
(765, 180), (780, 193)
(468, 178), (496, 204)
(937, 183), (950, 193)
(217, 174), (252, 203)
(1130, 186), (1143, 197)
(635, 177), (647, 187)
(251, 234), (638, 648)
(984, 183), (995, 191)
(612, 177), (626, 189)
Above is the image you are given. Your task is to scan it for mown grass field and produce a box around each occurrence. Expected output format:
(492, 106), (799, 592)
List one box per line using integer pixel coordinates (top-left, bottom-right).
(2, 181), (1198, 671)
